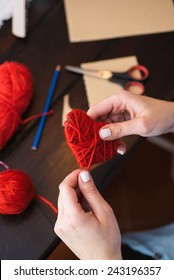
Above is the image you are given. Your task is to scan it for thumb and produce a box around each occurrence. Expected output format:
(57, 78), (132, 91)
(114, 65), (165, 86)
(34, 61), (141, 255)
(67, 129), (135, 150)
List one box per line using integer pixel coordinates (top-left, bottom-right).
(78, 170), (108, 219)
(99, 119), (140, 140)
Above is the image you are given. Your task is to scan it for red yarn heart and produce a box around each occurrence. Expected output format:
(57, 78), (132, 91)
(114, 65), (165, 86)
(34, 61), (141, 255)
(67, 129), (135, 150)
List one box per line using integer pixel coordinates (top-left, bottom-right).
(64, 109), (119, 169)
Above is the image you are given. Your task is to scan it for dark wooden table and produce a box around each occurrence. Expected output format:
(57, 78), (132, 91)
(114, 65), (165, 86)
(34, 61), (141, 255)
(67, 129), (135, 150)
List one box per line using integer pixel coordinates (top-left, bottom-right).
(0, 0), (174, 259)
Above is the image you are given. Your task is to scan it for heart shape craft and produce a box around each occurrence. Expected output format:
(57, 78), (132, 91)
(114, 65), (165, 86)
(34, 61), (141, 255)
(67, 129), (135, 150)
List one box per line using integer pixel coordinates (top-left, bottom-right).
(64, 109), (119, 169)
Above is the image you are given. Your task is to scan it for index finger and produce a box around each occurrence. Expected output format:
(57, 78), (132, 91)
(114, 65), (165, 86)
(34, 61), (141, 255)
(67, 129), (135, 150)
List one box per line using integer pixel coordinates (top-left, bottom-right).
(87, 90), (126, 121)
(58, 170), (83, 217)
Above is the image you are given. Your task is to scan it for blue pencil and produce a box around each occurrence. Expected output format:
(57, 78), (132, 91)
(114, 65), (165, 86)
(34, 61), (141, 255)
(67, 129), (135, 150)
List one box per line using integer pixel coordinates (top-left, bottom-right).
(32, 65), (61, 150)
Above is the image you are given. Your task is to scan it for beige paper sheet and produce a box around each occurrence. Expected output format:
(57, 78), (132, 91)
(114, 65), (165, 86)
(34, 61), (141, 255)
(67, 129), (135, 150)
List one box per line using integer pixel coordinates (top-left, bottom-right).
(64, 0), (174, 42)
(81, 56), (139, 107)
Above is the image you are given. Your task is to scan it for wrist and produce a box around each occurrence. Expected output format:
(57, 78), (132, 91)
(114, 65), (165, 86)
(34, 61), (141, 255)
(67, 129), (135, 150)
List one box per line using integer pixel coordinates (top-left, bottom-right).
(167, 102), (174, 133)
(103, 247), (123, 260)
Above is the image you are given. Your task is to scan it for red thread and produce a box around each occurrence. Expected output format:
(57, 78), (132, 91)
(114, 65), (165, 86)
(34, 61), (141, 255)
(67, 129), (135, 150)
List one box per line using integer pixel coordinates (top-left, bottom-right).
(21, 109), (54, 124)
(0, 163), (58, 215)
(36, 194), (58, 214)
(0, 61), (33, 149)
(64, 109), (119, 169)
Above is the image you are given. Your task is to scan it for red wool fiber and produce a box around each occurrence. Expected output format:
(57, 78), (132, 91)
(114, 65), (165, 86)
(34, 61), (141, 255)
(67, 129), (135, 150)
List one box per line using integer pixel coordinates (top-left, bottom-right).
(0, 61), (33, 149)
(0, 169), (35, 215)
(64, 109), (119, 169)
(0, 167), (58, 215)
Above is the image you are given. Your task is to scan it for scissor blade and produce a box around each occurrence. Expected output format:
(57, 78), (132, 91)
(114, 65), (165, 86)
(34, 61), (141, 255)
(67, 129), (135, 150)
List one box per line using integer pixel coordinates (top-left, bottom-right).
(65, 65), (112, 80)
(65, 65), (101, 78)
(65, 65), (86, 75)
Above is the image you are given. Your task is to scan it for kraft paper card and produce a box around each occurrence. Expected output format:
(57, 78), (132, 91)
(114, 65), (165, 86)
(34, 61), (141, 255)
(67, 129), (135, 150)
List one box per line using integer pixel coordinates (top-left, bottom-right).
(64, 0), (174, 42)
(81, 56), (139, 107)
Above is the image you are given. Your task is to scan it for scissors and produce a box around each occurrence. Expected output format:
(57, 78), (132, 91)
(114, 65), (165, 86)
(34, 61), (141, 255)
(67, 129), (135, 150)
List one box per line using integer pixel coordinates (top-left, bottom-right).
(65, 64), (149, 95)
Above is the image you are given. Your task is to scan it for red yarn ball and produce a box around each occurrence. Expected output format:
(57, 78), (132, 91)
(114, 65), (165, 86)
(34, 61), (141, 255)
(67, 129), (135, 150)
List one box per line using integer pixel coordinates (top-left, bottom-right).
(0, 61), (33, 149)
(0, 169), (35, 215)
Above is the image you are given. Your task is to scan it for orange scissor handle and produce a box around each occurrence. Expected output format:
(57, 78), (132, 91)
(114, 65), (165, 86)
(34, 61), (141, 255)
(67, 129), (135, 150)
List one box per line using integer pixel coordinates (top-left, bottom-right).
(128, 65), (149, 81)
(124, 81), (145, 95)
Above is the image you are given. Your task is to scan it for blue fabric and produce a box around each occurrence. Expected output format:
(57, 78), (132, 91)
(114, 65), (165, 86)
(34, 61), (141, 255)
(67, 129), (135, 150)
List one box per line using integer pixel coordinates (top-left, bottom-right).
(122, 223), (174, 260)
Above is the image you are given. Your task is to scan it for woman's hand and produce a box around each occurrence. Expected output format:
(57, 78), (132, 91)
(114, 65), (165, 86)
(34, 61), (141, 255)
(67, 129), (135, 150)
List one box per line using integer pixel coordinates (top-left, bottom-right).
(87, 90), (174, 140)
(54, 169), (122, 260)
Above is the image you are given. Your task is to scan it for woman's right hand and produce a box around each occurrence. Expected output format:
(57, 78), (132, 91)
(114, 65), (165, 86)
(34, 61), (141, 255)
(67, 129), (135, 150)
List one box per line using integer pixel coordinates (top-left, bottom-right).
(87, 90), (174, 140)
(54, 169), (122, 260)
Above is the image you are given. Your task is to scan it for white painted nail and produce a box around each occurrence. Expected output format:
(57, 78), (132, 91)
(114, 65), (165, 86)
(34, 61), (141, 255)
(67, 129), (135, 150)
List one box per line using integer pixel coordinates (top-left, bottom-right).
(80, 171), (91, 182)
(117, 148), (125, 155)
(100, 128), (111, 138)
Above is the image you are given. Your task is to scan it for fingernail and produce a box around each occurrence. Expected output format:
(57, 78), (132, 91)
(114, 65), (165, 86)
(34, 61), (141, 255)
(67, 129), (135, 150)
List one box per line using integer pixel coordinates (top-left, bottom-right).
(80, 171), (91, 182)
(100, 128), (111, 138)
(117, 148), (125, 155)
